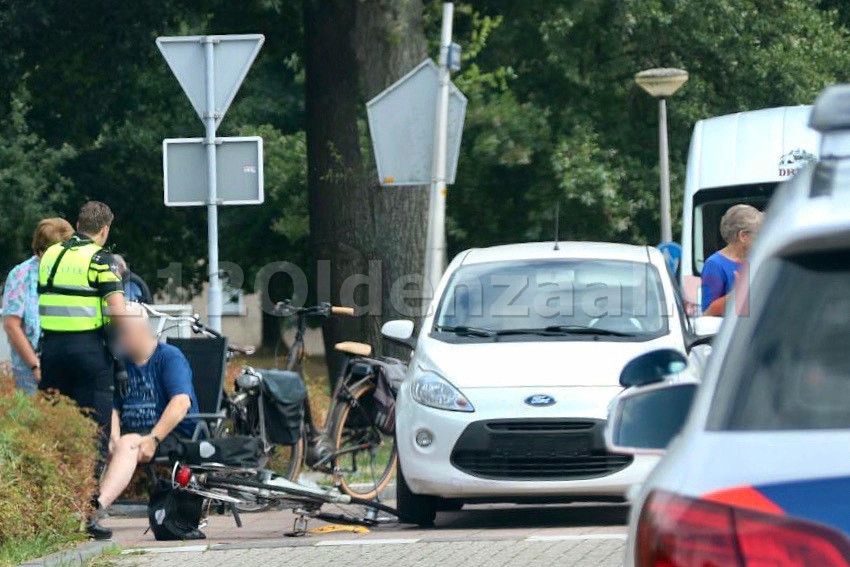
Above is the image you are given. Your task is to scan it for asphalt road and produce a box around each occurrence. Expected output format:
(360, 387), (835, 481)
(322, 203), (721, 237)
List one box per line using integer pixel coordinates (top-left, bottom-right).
(110, 503), (629, 567)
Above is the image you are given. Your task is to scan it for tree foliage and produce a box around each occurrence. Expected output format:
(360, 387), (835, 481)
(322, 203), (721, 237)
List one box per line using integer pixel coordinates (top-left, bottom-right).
(1, 0), (849, 344)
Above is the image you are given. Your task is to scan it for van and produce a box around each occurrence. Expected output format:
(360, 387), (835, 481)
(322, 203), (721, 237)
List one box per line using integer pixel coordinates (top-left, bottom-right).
(680, 106), (819, 310)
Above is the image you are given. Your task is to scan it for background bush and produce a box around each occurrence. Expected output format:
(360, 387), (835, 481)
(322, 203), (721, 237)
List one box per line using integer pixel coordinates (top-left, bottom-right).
(0, 364), (99, 565)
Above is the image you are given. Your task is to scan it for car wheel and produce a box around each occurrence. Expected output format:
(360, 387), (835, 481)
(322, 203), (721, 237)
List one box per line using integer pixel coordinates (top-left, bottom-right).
(396, 465), (438, 526)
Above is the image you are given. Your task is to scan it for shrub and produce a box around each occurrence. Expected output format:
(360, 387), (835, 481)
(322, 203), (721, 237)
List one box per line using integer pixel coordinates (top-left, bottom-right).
(0, 365), (99, 564)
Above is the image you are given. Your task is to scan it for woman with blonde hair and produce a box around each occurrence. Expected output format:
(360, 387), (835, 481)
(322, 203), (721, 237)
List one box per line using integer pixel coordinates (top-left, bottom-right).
(2, 217), (74, 393)
(701, 204), (763, 316)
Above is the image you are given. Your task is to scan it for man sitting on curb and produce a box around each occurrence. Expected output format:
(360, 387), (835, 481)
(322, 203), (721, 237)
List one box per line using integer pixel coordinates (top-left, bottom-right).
(88, 303), (199, 539)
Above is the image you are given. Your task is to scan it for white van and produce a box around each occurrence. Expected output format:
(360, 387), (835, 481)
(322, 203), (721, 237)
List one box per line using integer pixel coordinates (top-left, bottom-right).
(680, 106), (819, 309)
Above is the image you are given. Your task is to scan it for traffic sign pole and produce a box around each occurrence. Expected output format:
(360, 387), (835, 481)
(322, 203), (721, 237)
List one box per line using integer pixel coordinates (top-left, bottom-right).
(203, 37), (223, 332)
(424, 2), (454, 296)
(157, 33), (264, 333)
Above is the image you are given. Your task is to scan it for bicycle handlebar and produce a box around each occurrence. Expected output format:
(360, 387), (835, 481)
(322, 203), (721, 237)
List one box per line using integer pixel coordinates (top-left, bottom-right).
(273, 301), (355, 318)
(140, 303), (222, 339)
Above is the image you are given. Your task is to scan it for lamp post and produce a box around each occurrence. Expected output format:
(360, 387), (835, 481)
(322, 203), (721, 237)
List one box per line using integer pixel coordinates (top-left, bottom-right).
(635, 67), (688, 244)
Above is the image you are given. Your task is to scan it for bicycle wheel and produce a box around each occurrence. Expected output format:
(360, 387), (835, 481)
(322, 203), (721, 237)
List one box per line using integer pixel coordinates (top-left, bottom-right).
(329, 382), (398, 499)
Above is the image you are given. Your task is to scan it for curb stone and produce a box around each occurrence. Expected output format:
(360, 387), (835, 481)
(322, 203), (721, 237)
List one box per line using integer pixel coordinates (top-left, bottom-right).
(19, 540), (117, 567)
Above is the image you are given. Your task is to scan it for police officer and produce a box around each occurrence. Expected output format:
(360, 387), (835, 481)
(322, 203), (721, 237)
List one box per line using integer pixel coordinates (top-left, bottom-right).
(38, 201), (126, 455)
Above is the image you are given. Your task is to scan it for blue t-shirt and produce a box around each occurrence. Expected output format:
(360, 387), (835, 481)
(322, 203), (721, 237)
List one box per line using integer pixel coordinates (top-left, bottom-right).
(701, 252), (741, 312)
(123, 280), (144, 302)
(115, 342), (199, 438)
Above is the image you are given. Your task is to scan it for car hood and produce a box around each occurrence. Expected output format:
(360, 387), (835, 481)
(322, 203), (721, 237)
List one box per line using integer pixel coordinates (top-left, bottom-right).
(415, 335), (677, 389)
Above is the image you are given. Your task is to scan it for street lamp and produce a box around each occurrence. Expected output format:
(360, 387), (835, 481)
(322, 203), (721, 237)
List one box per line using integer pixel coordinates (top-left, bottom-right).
(635, 67), (688, 244)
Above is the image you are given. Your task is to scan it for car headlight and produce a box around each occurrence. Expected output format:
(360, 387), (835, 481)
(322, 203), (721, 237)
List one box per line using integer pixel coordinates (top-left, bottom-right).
(411, 373), (474, 412)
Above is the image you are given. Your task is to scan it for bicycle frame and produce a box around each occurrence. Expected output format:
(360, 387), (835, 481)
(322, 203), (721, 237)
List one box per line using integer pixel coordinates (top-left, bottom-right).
(167, 459), (399, 534)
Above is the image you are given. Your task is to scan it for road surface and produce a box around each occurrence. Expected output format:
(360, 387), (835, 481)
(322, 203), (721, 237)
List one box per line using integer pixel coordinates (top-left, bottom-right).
(110, 503), (628, 567)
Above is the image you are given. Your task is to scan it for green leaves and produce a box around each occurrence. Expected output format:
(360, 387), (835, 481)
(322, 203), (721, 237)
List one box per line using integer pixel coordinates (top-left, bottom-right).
(445, 0), (850, 251)
(0, 84), (75, 269)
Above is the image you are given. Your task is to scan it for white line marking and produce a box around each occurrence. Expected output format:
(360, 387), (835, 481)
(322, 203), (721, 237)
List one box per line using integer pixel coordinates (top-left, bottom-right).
(315, 538), (421, 547)
(526, 534), (628, 542)
(122, 545), (209, 554)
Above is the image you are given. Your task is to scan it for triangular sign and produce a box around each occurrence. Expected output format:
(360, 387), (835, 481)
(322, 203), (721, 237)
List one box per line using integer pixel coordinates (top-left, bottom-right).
(157, 34), (264, 128)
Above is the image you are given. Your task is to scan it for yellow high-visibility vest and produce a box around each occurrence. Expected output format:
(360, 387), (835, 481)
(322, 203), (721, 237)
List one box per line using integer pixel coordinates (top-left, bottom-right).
(38, 240), (114, 332)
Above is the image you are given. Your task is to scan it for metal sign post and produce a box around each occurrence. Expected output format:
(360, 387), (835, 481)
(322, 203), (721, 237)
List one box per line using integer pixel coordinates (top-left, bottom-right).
(157, 34), (264, 332)
(202, 38), (223, 333)
(423, 2), (455, 295)
(365, 3), (465, 297)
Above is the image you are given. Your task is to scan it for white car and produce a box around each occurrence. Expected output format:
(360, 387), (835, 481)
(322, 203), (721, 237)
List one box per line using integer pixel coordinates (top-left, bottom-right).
(607, 84), (850, 566)
(381, 241), (719, 525)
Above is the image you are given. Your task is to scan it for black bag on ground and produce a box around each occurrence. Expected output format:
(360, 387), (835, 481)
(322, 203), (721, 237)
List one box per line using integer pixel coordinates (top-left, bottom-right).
(261, 369), (307, 445)
(147, 480), (205, 541)
(170, 436), (262, 468)
(371, 358), (406, 436)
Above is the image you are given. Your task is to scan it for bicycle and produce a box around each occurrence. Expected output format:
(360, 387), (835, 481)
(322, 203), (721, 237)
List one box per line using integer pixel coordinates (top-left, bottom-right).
(221, 301), (400, 500)
(167, 457), (399, 535)
(137, 303), (403, 530)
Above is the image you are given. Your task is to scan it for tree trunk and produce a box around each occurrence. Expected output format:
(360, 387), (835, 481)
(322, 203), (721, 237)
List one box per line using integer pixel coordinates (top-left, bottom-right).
(304, 0), (428, 383)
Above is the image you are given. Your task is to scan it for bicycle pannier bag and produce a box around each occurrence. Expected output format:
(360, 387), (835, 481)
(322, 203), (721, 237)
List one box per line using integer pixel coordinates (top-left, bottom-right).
(372, 358), (406, 436)
(262, 369), (308, 445)
(161, 436), (262, 468)
(147, 480), (205, 541)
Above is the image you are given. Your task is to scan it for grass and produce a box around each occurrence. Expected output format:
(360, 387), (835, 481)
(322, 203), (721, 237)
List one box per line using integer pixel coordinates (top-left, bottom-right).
(0, 533), (85, 567)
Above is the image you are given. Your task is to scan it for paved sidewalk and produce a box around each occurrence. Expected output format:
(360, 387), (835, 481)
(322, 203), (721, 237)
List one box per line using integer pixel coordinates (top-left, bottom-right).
(107, 503), (628, 566)
(117, 537), (626, 567)
(107, 503), (628, 549)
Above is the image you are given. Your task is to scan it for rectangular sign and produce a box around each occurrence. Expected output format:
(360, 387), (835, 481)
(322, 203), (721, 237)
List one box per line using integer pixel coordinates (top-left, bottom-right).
(163, 137), (264, 206)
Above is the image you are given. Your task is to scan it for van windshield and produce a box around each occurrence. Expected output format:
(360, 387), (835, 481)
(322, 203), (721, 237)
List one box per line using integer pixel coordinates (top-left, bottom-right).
(692, 183), (776, 275)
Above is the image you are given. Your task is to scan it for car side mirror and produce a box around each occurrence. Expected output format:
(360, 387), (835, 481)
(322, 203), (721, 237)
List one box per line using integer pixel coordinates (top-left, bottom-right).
(619, 349), (689, 388)
(381, 319), (415, 349)
(605, 382), (698, 455)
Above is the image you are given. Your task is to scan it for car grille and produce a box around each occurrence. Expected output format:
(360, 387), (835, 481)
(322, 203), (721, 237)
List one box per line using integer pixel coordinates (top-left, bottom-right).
(450, 418), (633, 481)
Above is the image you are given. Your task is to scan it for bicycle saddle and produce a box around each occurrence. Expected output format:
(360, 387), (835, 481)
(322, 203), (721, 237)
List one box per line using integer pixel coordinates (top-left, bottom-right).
(334, 341), (372, 357)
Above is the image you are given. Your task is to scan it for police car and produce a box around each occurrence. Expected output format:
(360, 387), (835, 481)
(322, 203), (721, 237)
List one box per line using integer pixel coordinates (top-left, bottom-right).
(606, 84), (850, 566)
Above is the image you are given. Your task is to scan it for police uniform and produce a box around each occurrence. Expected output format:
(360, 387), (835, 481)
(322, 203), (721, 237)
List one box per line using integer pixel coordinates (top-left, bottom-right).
(38, 232), (124, 451)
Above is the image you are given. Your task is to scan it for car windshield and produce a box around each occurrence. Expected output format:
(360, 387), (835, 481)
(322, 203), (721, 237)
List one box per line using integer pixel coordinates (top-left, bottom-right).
(709, 250), (850, 431)
(432, 259), (669, 341)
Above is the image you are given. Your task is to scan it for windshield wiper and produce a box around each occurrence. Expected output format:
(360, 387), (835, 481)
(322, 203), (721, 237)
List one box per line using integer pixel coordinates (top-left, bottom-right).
(435, 325), (496, 338)
(492, 326), (634, 338)
(543, 325), (636, 337)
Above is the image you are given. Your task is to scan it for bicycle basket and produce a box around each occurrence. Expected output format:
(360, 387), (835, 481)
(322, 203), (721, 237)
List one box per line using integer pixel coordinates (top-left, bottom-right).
(261, 369), (307, 445)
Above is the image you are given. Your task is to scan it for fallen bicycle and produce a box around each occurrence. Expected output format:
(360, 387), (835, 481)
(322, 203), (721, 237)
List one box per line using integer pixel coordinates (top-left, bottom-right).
(149, 457), (400, 539)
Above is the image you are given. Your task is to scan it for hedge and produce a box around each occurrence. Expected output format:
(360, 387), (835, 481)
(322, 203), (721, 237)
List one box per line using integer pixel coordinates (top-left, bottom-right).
(0, 364), (99, 565)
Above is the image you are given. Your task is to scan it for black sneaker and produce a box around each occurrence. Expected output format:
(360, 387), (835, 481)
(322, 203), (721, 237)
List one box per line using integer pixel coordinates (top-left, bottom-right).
(180, 529), (206, 541)
(87, 518), (113, 540)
